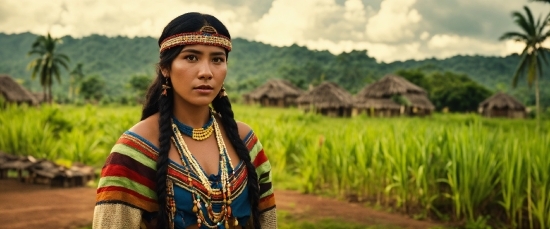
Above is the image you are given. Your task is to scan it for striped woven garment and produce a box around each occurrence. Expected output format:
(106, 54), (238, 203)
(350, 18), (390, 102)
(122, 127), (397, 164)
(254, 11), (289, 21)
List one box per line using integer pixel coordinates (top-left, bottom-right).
(93, 130), (277, 229)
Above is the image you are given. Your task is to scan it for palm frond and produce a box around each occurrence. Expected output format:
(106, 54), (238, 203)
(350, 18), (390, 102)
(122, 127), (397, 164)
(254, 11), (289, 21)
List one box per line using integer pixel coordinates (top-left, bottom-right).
(499, 32), (529, 42)
(512, 50), (530, 88)
(512, 10), (534, 36)
(523, 6), (537, 35)
(52, 66), (61, 83)
(537, 11), (550, 35)
(530, 0), (550, 4)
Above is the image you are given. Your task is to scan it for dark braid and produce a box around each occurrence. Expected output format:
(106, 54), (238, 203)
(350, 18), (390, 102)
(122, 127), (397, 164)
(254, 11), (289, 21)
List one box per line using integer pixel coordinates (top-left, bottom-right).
(212, 96), (261, 229)
(141, 47), (180, 229)
(156, 77), (173, 229)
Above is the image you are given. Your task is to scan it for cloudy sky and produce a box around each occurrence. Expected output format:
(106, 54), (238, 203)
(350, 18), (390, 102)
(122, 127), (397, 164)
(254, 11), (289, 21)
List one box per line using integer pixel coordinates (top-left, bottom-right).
(1, 0), (549, 62)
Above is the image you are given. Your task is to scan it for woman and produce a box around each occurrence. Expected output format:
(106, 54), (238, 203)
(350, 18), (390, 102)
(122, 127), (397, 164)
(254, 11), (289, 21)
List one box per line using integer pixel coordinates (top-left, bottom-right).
(93, 12), (277, 229)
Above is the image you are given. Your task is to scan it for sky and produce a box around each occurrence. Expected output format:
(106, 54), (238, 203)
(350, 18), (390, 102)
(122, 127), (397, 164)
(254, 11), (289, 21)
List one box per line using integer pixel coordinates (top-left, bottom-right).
(1, 0), (549, 63)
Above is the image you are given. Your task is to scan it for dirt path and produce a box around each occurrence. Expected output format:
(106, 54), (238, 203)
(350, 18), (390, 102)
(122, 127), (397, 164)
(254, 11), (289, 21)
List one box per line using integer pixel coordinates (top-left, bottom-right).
(0, 179), (440, 229)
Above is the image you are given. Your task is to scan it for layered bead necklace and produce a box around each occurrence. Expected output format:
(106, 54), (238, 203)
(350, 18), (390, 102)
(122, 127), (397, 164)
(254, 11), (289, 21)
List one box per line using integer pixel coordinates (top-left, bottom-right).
(171, 114), (237, 228)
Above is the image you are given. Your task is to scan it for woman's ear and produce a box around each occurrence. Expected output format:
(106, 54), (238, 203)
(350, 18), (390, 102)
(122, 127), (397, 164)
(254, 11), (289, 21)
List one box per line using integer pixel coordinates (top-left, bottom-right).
(160, 67), (169, 77)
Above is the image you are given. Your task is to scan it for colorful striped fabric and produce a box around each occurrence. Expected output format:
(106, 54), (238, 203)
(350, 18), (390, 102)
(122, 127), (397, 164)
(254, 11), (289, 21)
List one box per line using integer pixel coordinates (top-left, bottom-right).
(93, 130), (277, 229)
(243, 131), (276, 214)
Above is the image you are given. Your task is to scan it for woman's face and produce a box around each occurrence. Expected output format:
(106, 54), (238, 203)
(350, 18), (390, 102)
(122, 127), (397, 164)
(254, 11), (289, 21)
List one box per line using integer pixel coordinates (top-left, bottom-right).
(166, 44), (227, 107)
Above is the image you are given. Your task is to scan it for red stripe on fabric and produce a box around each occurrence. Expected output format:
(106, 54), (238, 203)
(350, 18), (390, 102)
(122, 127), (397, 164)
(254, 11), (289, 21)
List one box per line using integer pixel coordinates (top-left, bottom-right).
(232, 166), (247, 188)
(117, 137), (158, 160)
(253, 149), (268, 167)
(167, 168), (210, 194)
(246, 134), (258, 151)
(259, 193), (275, 202)
(101, 164), (156, 190)
(258, 193), (276, 211)
(103, 152), (156, 183)
(168, 166), (248, 198)
(97, 186), (156, 204)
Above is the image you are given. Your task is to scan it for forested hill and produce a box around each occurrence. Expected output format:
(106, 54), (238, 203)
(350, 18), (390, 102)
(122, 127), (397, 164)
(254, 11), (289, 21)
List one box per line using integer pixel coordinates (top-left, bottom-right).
(0, 32), (546, 104)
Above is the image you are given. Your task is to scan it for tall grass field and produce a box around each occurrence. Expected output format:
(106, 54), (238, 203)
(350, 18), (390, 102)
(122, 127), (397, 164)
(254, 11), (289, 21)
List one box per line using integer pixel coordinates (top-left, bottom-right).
(1, 103), (549, 228)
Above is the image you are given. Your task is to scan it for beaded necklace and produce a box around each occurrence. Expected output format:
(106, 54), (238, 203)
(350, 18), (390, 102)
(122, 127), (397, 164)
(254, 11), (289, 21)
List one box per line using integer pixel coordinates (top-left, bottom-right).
(172, 114), (214, 141)
(171, 116), (237, 228)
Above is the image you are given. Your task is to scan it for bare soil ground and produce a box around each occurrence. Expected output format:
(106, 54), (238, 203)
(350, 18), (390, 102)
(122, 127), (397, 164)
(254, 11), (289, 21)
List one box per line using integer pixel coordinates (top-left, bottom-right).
(0, 179), (440, 229)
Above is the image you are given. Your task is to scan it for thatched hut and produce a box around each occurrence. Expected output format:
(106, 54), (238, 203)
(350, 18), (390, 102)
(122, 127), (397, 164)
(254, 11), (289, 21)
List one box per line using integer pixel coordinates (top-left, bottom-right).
(478, 92), (527, 119)
(355, 74), (434, 116)
(296, 81), (354, 117)
(243, 79), (303, 107)
(0, 75), (38, 106)
(31, 92), (46, 104)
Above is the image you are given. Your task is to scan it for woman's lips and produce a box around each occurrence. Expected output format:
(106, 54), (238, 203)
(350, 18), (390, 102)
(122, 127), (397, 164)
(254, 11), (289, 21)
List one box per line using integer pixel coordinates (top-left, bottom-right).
(193, 86), (214, 94)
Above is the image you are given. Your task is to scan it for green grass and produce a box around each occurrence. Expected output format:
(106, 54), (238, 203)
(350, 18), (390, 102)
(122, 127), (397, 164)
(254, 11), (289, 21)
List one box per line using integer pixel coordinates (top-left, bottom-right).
(2, 103), (549, 228)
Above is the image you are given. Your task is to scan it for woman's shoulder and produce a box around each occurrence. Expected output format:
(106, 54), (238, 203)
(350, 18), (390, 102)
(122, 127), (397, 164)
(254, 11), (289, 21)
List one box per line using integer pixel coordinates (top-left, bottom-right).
(126, 113), (161, 149)
(236, 121), (254, 142)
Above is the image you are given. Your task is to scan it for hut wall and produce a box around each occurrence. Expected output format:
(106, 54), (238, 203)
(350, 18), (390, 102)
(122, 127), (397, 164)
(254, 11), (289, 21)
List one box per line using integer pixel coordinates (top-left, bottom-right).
(277, 99), (284, 107)
(509, 110), (526, 119)
(258, 97), (285, 107)
(284, 96), (298, 107)
(487, 108), (508, 117)
(318, 107), (352, 117)
(357, 108), (401, 117)
(483, 108), (525, 119)
(407, 106), (432, 117)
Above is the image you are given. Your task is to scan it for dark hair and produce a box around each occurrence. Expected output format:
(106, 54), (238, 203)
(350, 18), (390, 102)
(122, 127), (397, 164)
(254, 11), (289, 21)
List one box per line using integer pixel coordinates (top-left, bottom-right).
(141, 12), (260, 229)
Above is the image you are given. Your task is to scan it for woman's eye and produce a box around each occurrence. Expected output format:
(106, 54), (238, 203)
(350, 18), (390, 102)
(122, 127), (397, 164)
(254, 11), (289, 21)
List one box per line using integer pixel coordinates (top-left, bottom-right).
(184, 55), (198, 61)
(212, 57), (225, 63)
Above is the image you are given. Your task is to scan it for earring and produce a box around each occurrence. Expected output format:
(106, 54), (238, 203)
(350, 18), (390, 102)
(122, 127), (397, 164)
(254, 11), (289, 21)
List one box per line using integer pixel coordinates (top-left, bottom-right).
(219, 85), (228, 98)
(162, 77), (171, 96)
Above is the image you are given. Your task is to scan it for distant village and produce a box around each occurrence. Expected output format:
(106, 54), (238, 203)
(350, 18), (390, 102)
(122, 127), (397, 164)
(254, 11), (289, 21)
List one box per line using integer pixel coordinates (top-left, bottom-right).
(242, 74), (527, 119)
(1, 73), (527, 119)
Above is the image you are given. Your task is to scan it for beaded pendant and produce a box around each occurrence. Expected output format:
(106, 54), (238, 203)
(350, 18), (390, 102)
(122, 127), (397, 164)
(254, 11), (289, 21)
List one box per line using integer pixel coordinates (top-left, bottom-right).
(172, 115), (214, 141)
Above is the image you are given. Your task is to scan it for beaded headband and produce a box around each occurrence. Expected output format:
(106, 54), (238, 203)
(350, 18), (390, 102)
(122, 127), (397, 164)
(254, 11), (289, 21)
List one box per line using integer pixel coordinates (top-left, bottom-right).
(159, 25), (232, 53)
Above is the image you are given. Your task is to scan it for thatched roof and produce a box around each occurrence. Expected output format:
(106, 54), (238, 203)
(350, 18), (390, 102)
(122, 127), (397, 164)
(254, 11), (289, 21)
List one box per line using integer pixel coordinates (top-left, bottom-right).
(296, 81), (354, 108)
(355, 74), (434, 110)
(245, 79), (303, 99)
(479, 92), (526, 110)
(356, 74), (427, 98)
(403, 93), (435, 110)
(0, 75), (38, 105)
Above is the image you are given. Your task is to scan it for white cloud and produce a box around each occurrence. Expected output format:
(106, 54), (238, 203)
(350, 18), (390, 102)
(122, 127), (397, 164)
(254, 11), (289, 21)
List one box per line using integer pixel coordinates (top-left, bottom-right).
(365, 0), (422, 43)
(252, 0), (310, 46)
(301, 38), (427, 63)
(0, 0), (249, 39)
(420, 31), (430, 40)
(0, 0), (544, 62)
(427, 34), (510, 58)
(344, 0), (367, 21)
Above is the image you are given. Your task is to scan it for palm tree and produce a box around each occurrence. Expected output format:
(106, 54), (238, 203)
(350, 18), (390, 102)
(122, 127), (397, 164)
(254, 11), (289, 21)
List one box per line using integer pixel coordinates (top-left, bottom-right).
(27, 33), (70, 103)
(499, 6), (550, 127)
(69, 63), (85, 101)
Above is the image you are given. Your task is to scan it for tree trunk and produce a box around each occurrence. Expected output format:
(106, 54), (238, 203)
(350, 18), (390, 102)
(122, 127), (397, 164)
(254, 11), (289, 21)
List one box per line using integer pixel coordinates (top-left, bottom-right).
(69, 76), (74, 102)
(535, 77), (540, 130)
(48, 85), (52, 104)
(42, 86), (46, 104)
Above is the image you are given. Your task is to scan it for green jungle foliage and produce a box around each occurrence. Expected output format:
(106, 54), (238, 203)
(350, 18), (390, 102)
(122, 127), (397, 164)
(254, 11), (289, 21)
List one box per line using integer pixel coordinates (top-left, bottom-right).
(1, 32), (549, 109)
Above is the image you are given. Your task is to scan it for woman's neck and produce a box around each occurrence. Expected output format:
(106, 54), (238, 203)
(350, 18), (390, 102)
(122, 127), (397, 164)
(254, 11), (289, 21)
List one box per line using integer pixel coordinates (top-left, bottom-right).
(172, 102), (211, 128)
